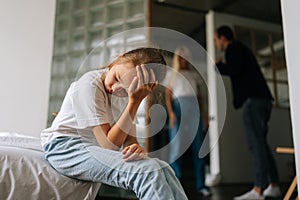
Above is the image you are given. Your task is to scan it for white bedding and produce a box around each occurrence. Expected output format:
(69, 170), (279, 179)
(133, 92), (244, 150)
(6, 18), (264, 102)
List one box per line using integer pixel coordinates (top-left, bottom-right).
(0, 132), (101, 200)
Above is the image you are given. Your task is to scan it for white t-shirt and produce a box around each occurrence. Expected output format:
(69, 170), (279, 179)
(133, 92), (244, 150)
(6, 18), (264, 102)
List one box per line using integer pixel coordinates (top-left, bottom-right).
(164, 69), (201, 98)
(41, 69), (128, 147)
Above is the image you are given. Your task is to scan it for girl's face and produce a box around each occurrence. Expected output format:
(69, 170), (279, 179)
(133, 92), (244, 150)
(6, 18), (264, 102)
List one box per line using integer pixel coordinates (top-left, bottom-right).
(103, 62), (137, 97)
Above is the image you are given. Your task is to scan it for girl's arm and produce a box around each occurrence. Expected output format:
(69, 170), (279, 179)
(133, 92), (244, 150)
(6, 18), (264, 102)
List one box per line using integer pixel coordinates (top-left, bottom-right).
(123, 124), (138, 147)
(122, 125), (147, 161)
(93, 65), (156, 152)
(92, 100), (140, 150)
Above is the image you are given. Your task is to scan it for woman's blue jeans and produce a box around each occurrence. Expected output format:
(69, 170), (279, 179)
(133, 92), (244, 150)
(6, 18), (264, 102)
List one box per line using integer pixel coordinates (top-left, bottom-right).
(243, 98), (279, 188)
(44, 137), (188, 200)
(169, 97), (206, 191)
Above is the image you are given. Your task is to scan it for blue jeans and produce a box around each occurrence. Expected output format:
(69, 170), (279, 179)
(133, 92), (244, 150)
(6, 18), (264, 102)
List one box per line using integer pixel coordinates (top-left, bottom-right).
(243, 98), (279, 188)
(169, 97), (206, 191)
(44, 137), (187, 200)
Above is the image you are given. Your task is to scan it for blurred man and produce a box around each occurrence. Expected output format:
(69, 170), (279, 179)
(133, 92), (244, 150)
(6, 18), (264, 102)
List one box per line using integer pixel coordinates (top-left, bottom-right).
(214, 25), (281, 200)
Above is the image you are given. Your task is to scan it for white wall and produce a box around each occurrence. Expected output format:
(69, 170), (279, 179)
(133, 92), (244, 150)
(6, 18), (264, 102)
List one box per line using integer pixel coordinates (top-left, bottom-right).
(0, 0), (56, 137)
(280, 0), (300, 192)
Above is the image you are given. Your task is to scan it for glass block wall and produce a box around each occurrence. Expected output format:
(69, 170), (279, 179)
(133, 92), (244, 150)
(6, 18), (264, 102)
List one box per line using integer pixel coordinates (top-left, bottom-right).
(48, 0), (147, 126)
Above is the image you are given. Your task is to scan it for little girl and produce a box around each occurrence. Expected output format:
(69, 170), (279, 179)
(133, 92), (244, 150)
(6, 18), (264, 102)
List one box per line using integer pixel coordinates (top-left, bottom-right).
(41, 48), (188, 200)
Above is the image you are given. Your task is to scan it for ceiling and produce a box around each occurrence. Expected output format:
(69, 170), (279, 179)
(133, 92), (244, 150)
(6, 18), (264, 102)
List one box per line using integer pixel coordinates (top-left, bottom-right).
(151, 0), (283, 46)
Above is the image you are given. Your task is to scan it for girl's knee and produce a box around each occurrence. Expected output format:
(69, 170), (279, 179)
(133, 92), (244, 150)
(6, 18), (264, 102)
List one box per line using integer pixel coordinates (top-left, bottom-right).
(135, 158), (163, 173)
(138, 158), (175, 178)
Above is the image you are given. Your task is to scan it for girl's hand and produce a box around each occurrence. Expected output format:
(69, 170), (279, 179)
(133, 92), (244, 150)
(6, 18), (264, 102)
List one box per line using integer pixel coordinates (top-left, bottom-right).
(122, 143), (147, 162)
(128, 65), (157, 104)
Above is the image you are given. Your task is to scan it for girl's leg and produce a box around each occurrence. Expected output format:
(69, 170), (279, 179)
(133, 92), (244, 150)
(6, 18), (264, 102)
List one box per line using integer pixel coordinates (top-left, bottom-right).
(152, 158), (188, 199)
(44, 137), (188, 200)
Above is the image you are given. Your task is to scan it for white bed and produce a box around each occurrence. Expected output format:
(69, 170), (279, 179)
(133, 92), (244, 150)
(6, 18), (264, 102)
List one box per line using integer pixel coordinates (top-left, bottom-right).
(0, 132), (101, 200)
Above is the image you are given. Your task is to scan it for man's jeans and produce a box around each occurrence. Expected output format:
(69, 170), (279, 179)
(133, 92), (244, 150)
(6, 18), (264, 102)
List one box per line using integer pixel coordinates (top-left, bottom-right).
(243, 98), (279, 188)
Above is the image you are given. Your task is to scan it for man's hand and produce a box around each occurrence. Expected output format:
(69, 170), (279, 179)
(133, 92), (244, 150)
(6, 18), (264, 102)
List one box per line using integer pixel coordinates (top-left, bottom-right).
(216, 56), (223, 64)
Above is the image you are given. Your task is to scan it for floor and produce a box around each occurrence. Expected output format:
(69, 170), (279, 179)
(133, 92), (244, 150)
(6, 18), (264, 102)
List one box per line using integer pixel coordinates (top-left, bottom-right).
(96, 182), (293, 200)
(96, 149), (295, 200)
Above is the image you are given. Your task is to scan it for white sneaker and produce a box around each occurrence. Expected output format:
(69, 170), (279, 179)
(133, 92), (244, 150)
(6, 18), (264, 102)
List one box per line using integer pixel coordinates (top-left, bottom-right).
(199, 188), (212, 197)
(234, 189), (265, 200)
(263, 185), (281, 198)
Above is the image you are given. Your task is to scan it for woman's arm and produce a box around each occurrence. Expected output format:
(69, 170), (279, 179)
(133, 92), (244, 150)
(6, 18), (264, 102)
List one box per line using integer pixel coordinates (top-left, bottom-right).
(165, 87), (176, 128)
(197, 88), (209, 129)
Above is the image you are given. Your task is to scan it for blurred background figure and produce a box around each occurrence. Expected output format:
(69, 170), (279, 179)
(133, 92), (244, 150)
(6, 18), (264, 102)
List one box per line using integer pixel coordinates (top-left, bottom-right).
(214, 25), (281, 200)
(165, 46), (210, 197)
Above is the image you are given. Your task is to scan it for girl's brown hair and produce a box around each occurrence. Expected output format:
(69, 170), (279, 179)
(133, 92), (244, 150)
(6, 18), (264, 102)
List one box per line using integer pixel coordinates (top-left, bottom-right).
(105, 48), (167, 83)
